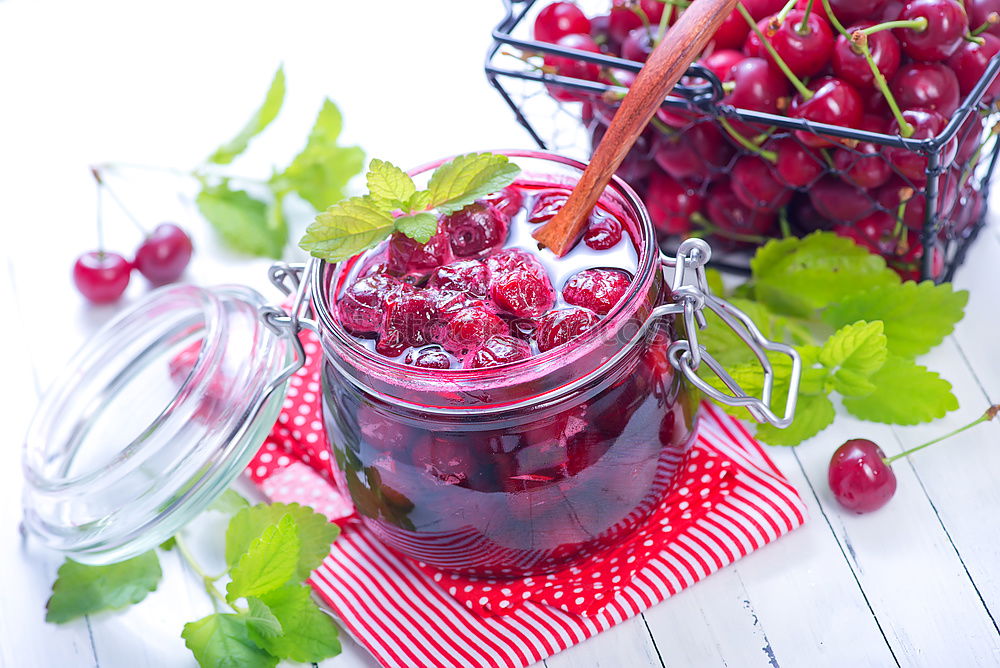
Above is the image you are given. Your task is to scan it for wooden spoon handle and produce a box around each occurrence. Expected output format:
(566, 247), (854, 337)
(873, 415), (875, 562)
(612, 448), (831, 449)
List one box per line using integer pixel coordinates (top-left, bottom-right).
(533, 0), (739, 256)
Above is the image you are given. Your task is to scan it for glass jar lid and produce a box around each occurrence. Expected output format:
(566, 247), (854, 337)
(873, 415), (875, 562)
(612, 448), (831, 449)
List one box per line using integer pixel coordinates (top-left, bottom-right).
(22, 283), (297, 564)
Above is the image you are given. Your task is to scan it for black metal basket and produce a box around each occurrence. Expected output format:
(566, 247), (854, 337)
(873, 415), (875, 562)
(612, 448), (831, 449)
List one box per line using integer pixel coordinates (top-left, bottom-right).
(485, 0), (1000, 281)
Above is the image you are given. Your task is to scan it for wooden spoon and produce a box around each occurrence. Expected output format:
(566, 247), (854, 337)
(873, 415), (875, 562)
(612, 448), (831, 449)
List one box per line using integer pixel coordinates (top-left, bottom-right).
(533, 0), (739, 256)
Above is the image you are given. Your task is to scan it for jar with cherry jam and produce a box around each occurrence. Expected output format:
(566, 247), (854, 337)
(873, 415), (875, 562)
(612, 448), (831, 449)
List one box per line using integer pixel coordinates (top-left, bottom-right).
(313, 151), (796, 577)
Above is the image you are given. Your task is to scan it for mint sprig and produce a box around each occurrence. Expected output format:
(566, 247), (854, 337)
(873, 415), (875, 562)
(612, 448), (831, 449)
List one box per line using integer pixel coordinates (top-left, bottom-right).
(299, 152), (521, 262)
(46, 499), (342, 667)
(701, 232), (968, 446)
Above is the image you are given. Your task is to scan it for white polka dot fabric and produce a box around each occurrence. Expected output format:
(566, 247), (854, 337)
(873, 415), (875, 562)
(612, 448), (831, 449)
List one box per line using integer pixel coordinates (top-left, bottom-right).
(242, 332), (807, 668)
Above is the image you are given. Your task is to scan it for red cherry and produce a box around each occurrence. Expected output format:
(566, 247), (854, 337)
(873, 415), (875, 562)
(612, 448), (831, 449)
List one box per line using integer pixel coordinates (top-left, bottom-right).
(428, 259), (491, 298)
(789, 76), (864, 148)
(967, 0), (1000, 37)
(622, 25), (657, 62)
(948, 34), (1000, 102)
(731, 156), (791, 211)
(536, 307), (600, 352)
(386, 229), (452, 277)
(645, 171), (702, 235)
(134, 223), (193, 284)
(543, 33), (602, 102)
(482, 186), (524, 219)
(440, 200), (509, 258)
(490, 268), (555, 318)
(533, 2), (591, 43)
(891, 62), (961, 116)
(723, 57), (790, 138)
(700, 49), (744, 80)
(744, 10), (835, 78)
(464, 335), (532, 369)
(403, 347), (454, 369)
(705, 178), (778, 239)
(440, 306), (509, 356)
(886, 109), (956, 183)
(653, 122), (734, 179)
(828, 0), (889, 23)
(609, 1), (644, 43)
(828, 439), (897, 513)
(712, 8), (752, 49)
(832, 23), (902, 90)
(72, 251), (132, 304)
(773, 138), (825, 187)
(562, 268), (631, 315)
(338, 273), (403, 336)
(380, 287), (438, 352)
(809, 177), (877, 223)
(897, 0), (967, 61)
(834, 211), (899, 255)
(583, 216), (623, 250)
(833, 114), (892, 189)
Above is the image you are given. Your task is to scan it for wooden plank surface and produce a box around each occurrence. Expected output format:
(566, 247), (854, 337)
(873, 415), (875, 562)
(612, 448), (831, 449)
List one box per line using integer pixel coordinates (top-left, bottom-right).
(3, 1), (1000, 667)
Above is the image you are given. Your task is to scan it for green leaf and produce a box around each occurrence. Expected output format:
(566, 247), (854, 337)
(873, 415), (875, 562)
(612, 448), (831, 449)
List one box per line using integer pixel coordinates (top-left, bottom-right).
(209, 489), (251, 515)
(249, 585), (341, 662)
(705, 268), (727, 297)
(244, 597), (283, 639)
(159, 537), (177, 551)
(196, 182), (284, 258)
(697, 298), (814, 367)
(225, 503), (340, 581)
(366, 159), (416, 209)
(823, 281), (969, 359)
(394, 212), (438, 244)
(277, 99), (365, 211)
(299, 195), (395, 262)
(843, 356), (959, 425)
(407, 189), (433, 211)
(755, 393), (837, 446)
(207, 66), (285, 165)
(182, 613), (277, 668)
(46, 552), (162, 623)
(426, 153), (521, 215)
(819, 321), (888, 398)
(226, 514), (299, 603)
(751, 232), (900, 317)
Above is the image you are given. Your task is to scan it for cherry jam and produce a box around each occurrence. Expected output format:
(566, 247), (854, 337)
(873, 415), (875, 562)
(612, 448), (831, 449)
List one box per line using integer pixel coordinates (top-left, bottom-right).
(318, 153), (696, 577)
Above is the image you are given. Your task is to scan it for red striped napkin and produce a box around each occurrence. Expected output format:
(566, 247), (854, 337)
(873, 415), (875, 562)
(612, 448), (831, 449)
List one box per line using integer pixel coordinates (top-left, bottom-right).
(244, 331), (806, 668)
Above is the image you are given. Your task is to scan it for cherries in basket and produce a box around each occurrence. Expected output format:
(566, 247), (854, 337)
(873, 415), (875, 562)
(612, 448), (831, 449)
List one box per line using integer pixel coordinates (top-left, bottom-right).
(529, 0), (998, 278)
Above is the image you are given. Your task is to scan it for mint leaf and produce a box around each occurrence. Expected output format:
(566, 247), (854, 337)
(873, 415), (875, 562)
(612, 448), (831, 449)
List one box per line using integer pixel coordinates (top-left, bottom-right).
(407, 189), (432, 211)
(751, 232), (900, 317)
(46, 552), (161, 623)
(819, 321), (888, 398)
(697, 297), (813, 367)
(209, 489), (250, 515)
(426, 153), (520, 215)
(394, 212), (438, 244)
(249, 585), (341, 662)
(245, 597), (283, 639)
(226, 514), (299, 603)
(196, 182), (284, 258)
(208, 66), (285, 165)
(225, 503), (339, 580)
(182, 613), (277, 668)
(823, 281), (969, 359)
(367, 159), (416, 209)
(299, 195), (395, 262)
(755, 393), (836, 446)
(278, 99), (365, 211)
(843, 356), (959, 425)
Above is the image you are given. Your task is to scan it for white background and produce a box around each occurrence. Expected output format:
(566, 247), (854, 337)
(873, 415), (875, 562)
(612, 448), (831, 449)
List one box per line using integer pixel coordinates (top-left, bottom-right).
(3, 1), (1000, 666)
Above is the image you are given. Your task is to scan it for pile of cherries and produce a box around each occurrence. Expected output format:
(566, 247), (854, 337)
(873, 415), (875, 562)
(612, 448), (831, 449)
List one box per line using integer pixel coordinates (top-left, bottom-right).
(73, 222), (193, 304)
(530, 0), (1000, 278)
(336, 185), (634, 369)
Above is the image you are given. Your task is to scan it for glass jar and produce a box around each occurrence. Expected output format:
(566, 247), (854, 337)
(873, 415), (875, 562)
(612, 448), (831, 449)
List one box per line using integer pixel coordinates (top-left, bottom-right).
(21, 150), (798, 570)
(312, 151), (794, 576)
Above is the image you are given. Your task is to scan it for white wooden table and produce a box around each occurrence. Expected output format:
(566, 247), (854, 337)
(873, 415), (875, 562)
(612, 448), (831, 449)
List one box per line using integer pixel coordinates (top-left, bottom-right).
(3, 1), (1000, 666)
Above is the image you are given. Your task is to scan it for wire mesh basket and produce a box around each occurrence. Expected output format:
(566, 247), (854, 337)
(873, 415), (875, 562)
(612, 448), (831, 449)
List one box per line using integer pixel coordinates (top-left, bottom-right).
(485, 0), (1000, 280)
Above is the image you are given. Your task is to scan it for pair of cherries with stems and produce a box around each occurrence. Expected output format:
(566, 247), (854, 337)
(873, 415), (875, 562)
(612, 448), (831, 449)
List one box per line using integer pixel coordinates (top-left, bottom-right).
(830, 404), (1000, 513)
(73, 167), (193, 304)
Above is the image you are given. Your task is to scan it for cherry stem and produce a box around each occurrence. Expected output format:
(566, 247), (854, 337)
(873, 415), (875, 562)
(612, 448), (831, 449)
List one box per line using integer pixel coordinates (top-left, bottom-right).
(91, 165), (147, 236)
(843, 24), (914, 137)
(860, 17), (927, 36)
(775, 0), (798, 24)
(965, 32), (987, 44)
(796, 0), (815, 34)
(174, 533), (228, 612)
(630, 1), (653, 31)
(719, 117), (778, 161)
(94, 170), (105, 255)
(656, 0), (674, 44)
(650, 114), (679, 137)
(960, 121), (1000, 184)
(779, 208), (792, 237)
(972, 12), (1000, 36)
(883, 405), (1000, 465)
(736, 2), (813, 99)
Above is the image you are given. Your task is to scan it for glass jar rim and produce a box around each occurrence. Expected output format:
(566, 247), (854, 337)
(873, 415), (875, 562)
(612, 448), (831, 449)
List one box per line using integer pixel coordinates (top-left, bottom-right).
(311, 149), (662, 391)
